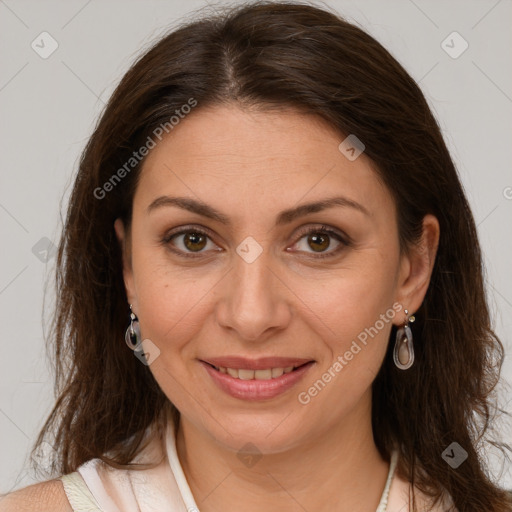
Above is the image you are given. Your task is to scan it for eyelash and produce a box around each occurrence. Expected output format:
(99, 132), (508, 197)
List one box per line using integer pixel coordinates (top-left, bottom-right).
(161, 224), (350, 260)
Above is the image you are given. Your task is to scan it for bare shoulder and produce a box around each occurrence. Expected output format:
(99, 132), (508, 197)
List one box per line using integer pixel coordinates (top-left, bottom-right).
(0, 479), (72, 512)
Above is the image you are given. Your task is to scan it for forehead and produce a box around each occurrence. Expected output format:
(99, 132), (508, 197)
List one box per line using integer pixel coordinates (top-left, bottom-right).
(133, 104), (393, 221)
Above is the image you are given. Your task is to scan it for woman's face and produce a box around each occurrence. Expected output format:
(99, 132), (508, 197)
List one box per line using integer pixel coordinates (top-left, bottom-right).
(115, 104), (436, 453)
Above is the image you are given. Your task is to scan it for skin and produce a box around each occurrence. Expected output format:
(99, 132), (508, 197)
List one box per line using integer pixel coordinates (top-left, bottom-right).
(0, 480), (72, 512)
(114, 104), (439, 512)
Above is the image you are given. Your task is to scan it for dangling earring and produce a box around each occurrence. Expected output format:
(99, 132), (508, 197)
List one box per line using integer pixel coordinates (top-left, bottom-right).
(125, 304), (141, 350)
(393, 309), (415, 370)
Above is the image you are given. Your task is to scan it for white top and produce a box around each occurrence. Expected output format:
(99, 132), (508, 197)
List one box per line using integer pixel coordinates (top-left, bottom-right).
(59, 418), (454, 511)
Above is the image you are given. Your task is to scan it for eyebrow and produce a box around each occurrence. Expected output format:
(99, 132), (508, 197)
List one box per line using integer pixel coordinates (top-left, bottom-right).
(146, 195), (370, 226)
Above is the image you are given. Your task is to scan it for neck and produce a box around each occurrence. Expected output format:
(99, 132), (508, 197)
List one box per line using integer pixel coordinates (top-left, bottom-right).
(175, 395), (391, 512)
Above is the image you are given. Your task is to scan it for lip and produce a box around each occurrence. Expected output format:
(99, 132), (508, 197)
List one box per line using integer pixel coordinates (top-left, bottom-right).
(201, 356), (314, 370)
(199, 359), (315, 401)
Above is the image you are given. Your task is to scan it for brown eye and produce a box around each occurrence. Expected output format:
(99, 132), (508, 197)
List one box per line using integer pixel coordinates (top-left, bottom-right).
(182, 232), (208, 252)
(291, 225), (349, 259)
(307, 232), (331, 252)
(163, 227), (219, 257)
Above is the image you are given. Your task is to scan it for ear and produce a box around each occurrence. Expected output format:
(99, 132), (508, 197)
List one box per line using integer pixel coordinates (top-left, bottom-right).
(394, 214), (440, 323)
(114, 218), (137, 308)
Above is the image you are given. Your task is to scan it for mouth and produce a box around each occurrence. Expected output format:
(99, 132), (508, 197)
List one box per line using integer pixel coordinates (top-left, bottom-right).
(199, 359), (315, 401)
(202, 361), (312, 381)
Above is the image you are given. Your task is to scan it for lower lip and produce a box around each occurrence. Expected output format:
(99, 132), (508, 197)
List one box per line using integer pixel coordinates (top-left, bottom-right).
(200, 361), (315, 401)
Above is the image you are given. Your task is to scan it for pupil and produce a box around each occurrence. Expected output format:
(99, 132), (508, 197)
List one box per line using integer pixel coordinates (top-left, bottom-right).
(309, 233), (329, 252)
(185, 232), (206, 251)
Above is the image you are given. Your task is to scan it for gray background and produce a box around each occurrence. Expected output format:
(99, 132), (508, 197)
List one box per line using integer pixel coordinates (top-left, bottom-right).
(1, 0), (511, 494)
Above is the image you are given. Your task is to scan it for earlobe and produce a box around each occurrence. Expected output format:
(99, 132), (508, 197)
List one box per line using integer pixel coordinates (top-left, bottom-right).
(395, 214), (440, 320)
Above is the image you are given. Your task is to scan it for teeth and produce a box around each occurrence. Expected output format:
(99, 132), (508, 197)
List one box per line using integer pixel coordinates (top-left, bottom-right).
(226, 367), (238, 378)
(238, 369), (255, 380)
(255, 369), (271, 380)
(212, 365), (301, 380)
(271, 367), (284, 378)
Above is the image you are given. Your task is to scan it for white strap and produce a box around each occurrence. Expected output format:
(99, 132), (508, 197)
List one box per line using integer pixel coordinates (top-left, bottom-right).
(376, 450), (399, 512)
(165, 421), (200, 511)
(60, 472), (104, 512)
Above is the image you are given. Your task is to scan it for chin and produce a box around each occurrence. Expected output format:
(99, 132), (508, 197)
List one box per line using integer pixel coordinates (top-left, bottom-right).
(203, 414), (307, 455)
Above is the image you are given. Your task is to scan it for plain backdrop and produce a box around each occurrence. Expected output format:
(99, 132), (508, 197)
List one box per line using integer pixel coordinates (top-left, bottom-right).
(1, 0), (511, 494)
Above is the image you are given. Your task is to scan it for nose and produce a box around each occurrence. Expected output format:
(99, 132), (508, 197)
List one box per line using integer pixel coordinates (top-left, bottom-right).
(215, 246), (292, 342)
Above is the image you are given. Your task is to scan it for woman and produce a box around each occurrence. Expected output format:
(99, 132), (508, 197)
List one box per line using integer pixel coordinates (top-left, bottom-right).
(1, 1), (511, 511)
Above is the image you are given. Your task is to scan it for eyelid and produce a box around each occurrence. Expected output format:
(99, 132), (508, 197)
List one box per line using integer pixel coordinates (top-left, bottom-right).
(162, 224), (215, 241)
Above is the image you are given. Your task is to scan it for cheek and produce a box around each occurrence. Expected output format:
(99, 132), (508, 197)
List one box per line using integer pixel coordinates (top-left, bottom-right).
(131, 255), (217, 408)
(293, 257), (398, 346)
(131, 247), (221, 353)
(294, 273), (398, 420)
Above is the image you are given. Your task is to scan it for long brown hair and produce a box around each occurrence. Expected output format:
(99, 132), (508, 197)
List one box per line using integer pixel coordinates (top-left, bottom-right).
(33, 1), (511, 510)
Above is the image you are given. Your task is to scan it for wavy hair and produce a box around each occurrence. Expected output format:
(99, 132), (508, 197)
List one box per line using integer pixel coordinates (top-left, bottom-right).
(33, 2), (511, 510)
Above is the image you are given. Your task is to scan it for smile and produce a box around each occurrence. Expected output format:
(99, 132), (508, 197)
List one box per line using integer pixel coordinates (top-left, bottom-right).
(199, 360), (315, 401)
(207, 363), (306, 380)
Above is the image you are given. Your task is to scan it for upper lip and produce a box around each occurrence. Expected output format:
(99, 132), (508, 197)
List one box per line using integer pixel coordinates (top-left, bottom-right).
(201, 356), (314, 370)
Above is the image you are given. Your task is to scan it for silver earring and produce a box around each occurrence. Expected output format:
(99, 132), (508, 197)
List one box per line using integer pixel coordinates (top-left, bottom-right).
(393, 309), (415, 370)
(125, 304), (141, 350)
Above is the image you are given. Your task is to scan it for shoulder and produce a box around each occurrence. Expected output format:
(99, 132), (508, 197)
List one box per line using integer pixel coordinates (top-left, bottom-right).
(0, 479), (73, 512)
